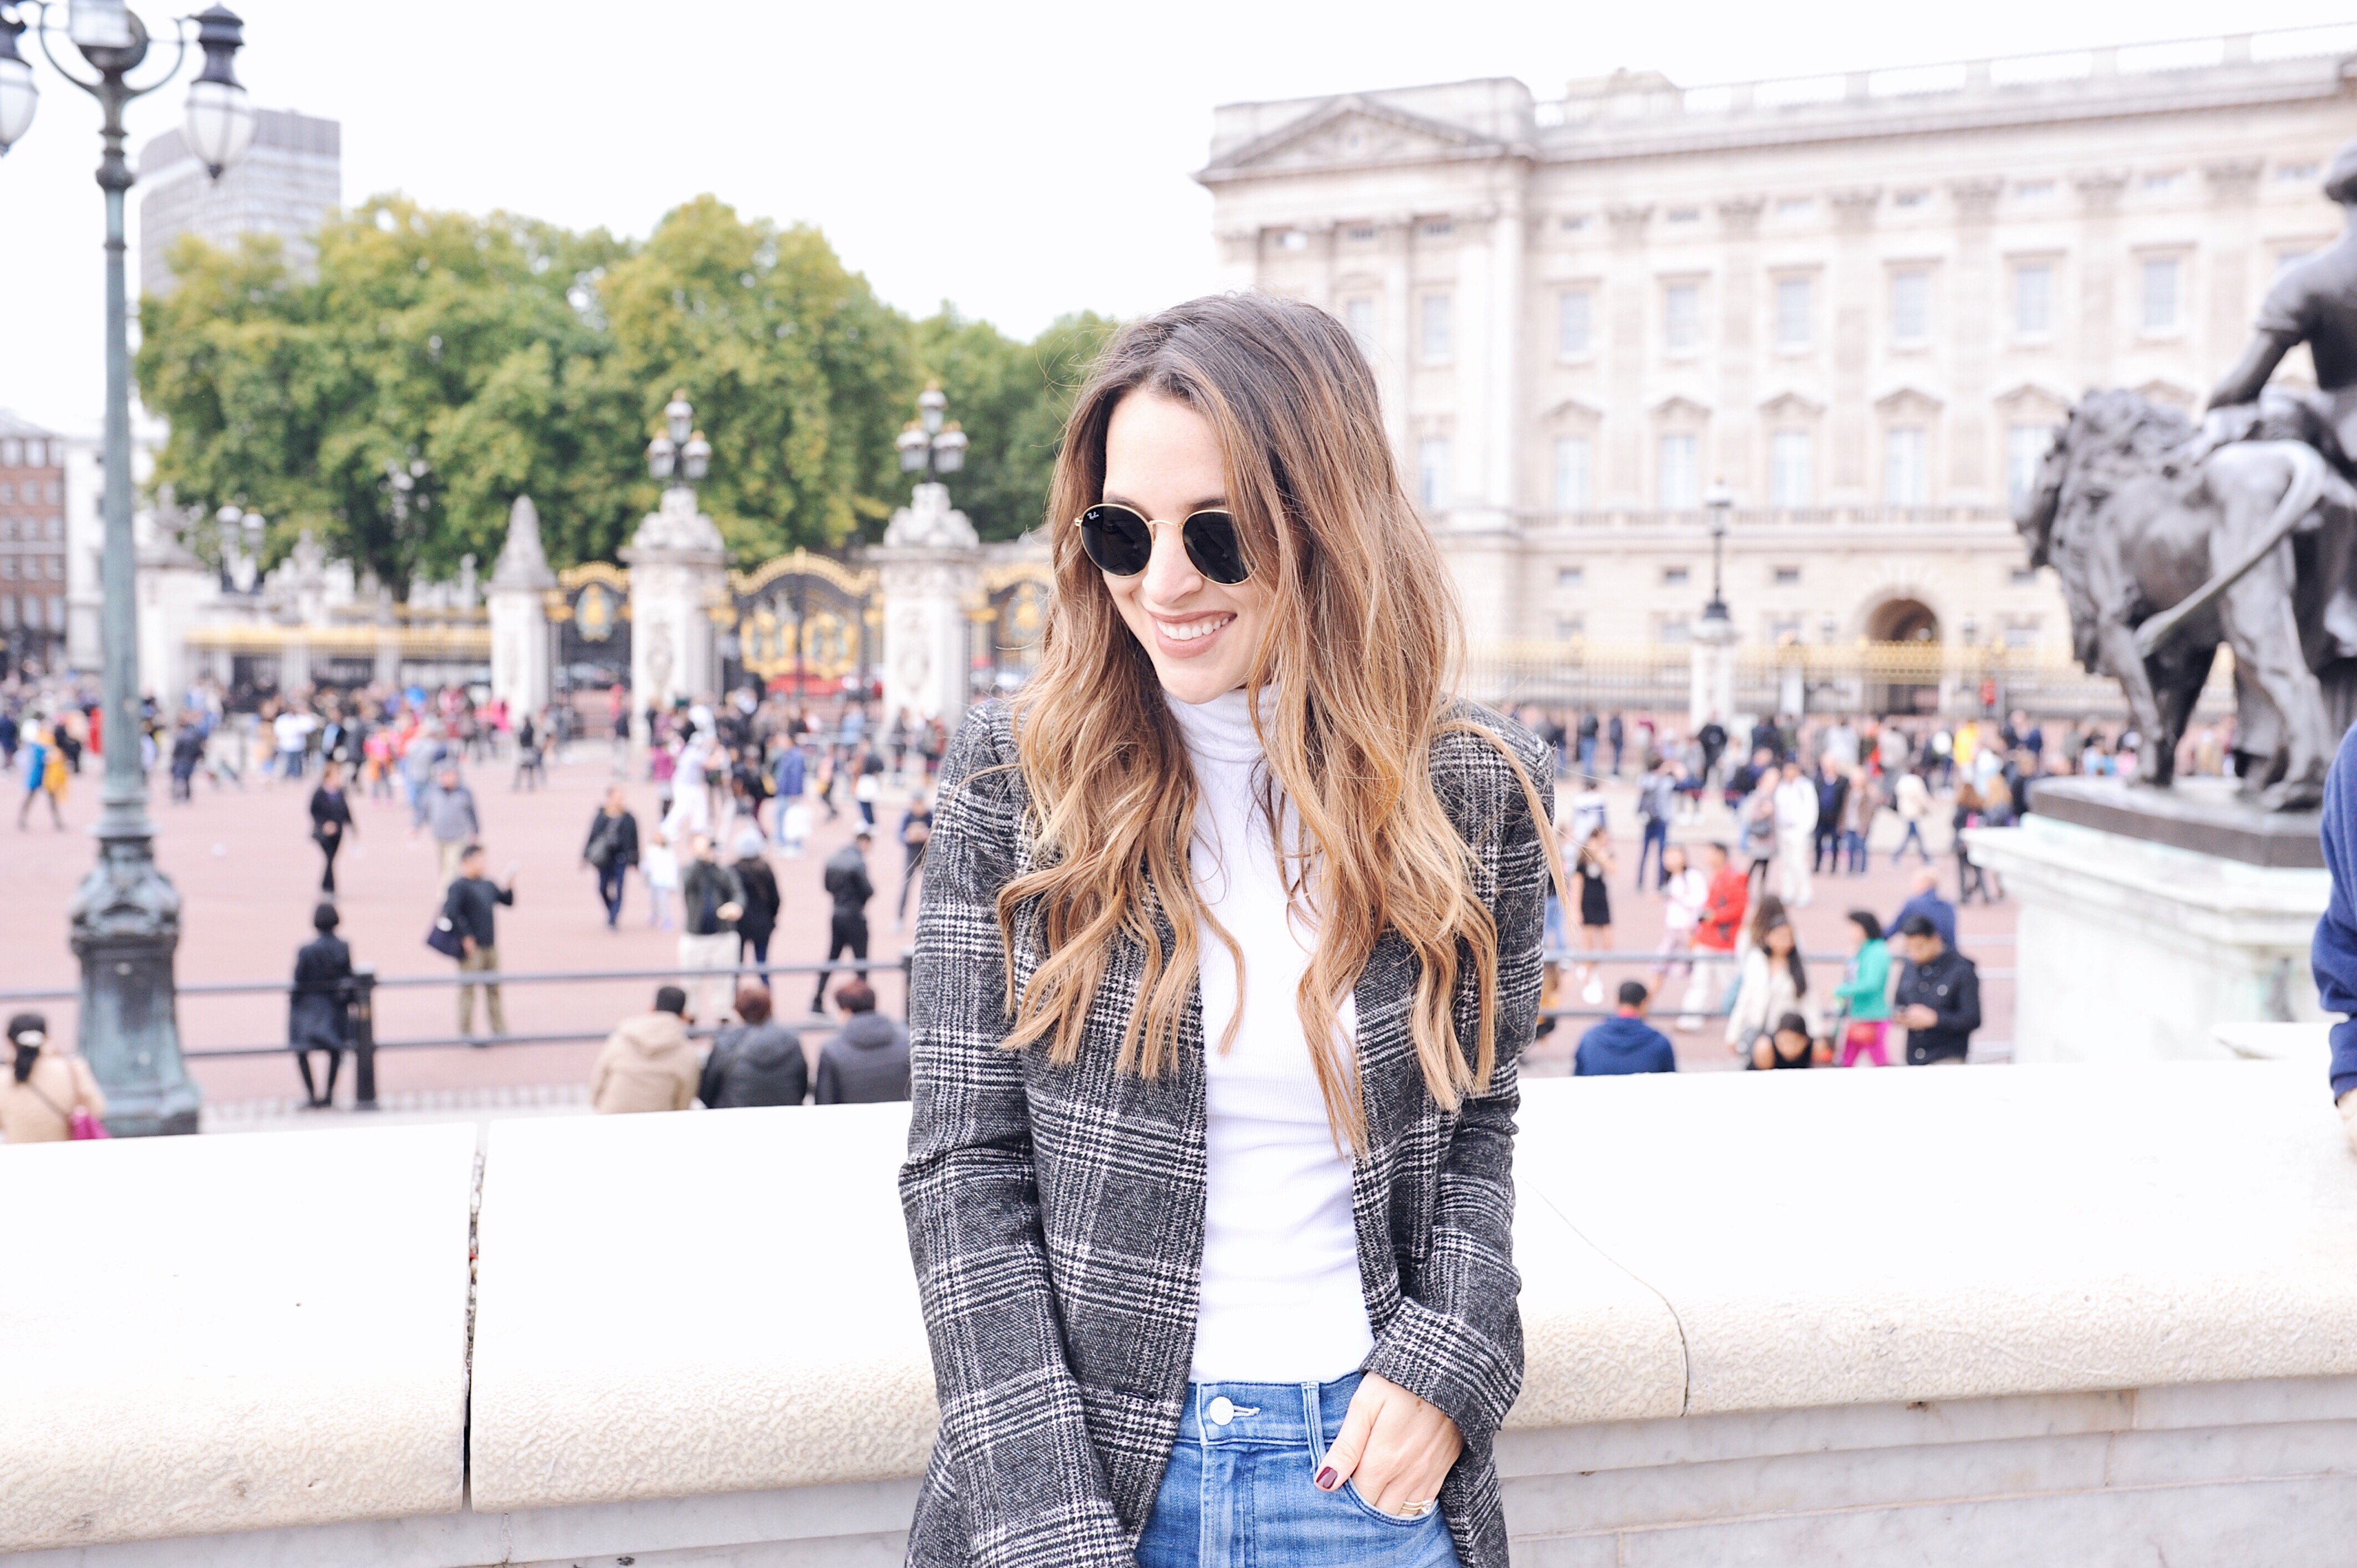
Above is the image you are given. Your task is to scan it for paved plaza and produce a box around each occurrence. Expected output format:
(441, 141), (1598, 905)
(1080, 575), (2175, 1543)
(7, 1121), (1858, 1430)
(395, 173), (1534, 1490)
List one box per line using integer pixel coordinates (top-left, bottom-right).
(4, 739), (2016, 1112)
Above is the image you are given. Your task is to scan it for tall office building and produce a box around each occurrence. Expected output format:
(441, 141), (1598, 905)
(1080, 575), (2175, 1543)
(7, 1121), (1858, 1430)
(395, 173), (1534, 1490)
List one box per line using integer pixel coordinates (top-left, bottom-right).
(138, 108), (340, 297)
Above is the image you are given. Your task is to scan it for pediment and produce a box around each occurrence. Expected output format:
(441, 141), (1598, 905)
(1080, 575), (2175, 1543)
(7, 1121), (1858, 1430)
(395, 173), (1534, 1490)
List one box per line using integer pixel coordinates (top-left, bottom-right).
(1650, 394), (1712, 423)
(2136, 377), (2199, 413)
(1874, 384), (1945, 415)
(1201, 97), (1507, 181)
(1542, 396), (1604, 425)
(1993, 380), (2074, 419)
(1759, 390), (1825, 419)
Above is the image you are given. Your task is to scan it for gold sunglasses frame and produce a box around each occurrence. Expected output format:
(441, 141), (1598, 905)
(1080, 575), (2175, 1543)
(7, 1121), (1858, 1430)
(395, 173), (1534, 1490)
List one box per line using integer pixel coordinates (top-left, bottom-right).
(1070, 503), (1252, 582)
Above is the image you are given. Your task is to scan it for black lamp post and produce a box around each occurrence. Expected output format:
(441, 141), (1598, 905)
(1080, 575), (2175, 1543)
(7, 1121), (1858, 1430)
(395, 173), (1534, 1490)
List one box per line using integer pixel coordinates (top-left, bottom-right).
(1, 0), (258, 1135)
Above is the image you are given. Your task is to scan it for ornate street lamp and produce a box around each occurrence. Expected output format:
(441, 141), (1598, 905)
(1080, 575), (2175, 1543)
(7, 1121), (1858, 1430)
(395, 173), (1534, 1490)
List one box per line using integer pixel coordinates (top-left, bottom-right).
(1, 0), (258, 1135)
(1698, 481), (1736, 642)
(898, 383), (966, 483)
(647, 389), (711, 491)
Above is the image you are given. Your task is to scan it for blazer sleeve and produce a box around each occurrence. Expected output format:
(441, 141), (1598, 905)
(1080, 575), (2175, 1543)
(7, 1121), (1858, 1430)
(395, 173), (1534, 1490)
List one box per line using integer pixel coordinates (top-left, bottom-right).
(897, 707), (1132, 1566)
(1363, 722), (1551, 1455)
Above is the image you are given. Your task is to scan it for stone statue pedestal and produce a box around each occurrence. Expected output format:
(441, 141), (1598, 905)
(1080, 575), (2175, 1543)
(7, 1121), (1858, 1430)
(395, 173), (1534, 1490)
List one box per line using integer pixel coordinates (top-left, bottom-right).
(623, 486), (729, 745)
(1963, 778), (2329, 1065)
(488, 496), (555, 720)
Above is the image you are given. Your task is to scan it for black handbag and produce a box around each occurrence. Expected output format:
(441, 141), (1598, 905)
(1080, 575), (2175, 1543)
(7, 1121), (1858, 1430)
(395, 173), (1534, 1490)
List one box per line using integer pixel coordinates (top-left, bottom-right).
(425, 887), (466, 959)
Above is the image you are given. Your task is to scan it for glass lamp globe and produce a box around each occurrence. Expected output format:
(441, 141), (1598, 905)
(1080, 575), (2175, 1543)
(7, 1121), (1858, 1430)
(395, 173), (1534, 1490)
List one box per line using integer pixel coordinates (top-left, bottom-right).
(681, 432), (711, 483)
(184, 78), (254, 178)
(917, 385), (946, 434)
(932, 424), (967, 475)
(646, 433), (677, 481)
(0, 43), (36, 155)
(897, 424), (929, 474)
(665, 392), (693, 447)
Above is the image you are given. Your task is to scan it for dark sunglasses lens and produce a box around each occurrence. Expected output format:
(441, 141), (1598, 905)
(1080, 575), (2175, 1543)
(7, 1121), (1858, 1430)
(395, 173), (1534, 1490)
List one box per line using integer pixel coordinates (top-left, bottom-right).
(1183, 513), (1249, 584)
(1079, 506), (1152, 575)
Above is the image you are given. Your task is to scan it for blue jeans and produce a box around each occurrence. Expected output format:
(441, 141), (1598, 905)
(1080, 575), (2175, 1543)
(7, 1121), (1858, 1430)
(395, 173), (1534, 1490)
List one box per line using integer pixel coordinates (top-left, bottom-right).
(1634, 818), (1669, 887)
(1138, 1375), (1461, 1568)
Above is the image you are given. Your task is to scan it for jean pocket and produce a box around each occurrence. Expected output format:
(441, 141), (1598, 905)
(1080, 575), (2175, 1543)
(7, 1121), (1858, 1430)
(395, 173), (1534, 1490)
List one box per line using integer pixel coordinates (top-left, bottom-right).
(1340, 1479), (1437, 1528)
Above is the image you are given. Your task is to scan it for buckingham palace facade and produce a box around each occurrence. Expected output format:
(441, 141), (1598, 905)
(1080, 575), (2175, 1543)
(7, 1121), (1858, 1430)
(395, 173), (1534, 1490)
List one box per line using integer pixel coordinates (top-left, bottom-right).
(1197, 26), (2356, 711)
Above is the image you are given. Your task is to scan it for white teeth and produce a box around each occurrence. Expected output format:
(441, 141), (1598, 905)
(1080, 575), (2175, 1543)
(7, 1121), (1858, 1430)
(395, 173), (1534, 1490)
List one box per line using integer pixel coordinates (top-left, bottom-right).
(1158, 615), (1233, 643)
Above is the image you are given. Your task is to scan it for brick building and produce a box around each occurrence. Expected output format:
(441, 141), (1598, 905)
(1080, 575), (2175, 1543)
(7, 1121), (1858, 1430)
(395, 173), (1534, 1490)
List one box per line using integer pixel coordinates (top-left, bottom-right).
(0, 411), (69, 677)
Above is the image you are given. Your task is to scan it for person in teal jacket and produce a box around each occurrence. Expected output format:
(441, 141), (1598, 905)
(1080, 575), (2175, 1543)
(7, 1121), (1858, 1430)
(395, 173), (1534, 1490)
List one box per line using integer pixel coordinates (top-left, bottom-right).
(1833, 910), (1893, 1066)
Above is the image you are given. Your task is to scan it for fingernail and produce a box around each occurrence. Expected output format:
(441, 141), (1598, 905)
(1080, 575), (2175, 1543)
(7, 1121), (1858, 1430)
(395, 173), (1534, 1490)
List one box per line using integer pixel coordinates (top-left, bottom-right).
(1315, 1467), (1337, 1490)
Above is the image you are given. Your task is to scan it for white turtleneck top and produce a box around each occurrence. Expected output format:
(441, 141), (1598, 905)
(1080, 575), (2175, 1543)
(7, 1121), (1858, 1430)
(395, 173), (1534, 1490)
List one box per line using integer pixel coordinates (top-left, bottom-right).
(1167, 686), (1373, 1383)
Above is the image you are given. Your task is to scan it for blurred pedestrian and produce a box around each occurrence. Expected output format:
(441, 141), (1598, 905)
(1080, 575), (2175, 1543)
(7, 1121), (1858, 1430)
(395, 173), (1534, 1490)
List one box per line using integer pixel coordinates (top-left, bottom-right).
(643, 827), (680, 933)
(1633, 759), (1675, 889)
(582, 786), (640, 929)
(773, 737), (810, 856)
(2, 1012), (105, 1143)
(731, 830), (781, 969)
(897, 787), (933, 930)
(443, 843), (514, 1039)
(1772, 760), (1818, 907)
(678, 833), (745, 1024)
(1680, 841), (1747, 1031)
(1890, 867), (1958, 951)
(424, 765), (480, 888)
(308, 760), (357, 894)
(1751, 1010), (1819, 1070)
(1832, 910), (1894, 1067)
(288, 902), (353, 1107)
(511, 711), (544, 791)
(814, 979), (910, 1104)
(16, 718), (64, 831)
(1571, 823), (1614, 1007)
(811, 826), (875, 1014)
(591, 985), (699, 1113)
(1654, 842), (1707, 992)
(1725, 914), (1820, 1065)
(1894, 914), (1980, 1066)
(1892, 766), (1933, 864)
(699, 984), (808, 1108)
(1574, 981), (1676, 1077)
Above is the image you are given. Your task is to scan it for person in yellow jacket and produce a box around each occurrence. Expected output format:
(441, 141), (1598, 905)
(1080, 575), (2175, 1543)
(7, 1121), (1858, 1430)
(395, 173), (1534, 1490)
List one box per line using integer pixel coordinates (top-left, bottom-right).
(589, 986), (701, 1113)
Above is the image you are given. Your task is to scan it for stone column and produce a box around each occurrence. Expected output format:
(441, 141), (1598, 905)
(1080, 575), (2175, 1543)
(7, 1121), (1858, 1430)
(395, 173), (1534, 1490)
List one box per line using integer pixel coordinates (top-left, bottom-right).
(873, 482), (981, 724)
(1715, 196), (1765, 494)
(1378, 218), (1414, 462)
(1483, 196), (1527, 514)
(2203, 159), (2264, 380)
(2073, 170), (2129, 392)
(1948, 178), (2005, 501)
(1827, 187), (1882, 499)
(487, 495), (556, 719)
(1604, 204), (1653, 502)
(622, 485), (729, 743)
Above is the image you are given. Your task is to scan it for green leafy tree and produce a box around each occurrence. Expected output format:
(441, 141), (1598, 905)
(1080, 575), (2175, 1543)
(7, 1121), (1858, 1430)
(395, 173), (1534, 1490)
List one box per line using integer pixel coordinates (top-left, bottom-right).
(600, 195), (911, 558)
(910, 307), (1118, 542)
(139, 197), (645, 589)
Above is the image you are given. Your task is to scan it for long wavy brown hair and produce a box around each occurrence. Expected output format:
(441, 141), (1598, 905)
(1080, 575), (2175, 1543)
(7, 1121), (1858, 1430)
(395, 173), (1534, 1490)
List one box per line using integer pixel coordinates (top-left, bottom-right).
(995, 292), (1561, 1149)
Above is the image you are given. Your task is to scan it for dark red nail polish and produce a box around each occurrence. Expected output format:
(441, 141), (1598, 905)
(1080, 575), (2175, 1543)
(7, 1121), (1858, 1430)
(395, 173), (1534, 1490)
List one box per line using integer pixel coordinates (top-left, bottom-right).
(1315, 1467), (1337, 1490)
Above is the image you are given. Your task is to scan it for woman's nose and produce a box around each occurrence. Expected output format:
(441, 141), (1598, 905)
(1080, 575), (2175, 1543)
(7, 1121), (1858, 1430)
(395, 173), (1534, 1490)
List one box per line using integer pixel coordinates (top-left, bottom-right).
(1140, 520), (1202, 604)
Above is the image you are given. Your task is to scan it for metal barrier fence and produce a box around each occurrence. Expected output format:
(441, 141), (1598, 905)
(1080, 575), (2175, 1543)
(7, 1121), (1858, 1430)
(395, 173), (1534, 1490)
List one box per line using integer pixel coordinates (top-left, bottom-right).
(2, 938), (2013, 1104)
(0, 957), (911, 1113)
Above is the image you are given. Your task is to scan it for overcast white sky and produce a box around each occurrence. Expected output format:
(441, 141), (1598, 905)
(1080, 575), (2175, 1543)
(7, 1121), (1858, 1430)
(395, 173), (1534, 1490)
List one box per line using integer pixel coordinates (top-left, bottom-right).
(2, 0), (2350, 435)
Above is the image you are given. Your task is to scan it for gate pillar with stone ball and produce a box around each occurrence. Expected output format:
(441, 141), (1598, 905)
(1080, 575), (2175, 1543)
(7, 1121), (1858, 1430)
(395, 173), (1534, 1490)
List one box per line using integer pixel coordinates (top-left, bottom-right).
(874, 482), (981, 724)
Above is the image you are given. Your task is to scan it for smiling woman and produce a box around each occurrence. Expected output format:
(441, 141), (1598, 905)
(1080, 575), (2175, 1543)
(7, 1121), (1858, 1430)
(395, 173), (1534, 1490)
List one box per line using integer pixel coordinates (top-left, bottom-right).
(899, 293), (1566, 1568)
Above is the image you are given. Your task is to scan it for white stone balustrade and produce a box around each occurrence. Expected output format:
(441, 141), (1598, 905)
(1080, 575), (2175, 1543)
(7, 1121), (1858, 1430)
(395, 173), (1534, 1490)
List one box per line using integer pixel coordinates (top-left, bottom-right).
(6, 1063), (2357, 1565)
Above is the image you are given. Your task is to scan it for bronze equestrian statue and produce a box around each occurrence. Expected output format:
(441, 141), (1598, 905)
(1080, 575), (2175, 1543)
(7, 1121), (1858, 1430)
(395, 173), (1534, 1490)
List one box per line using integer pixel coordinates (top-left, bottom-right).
(2017, 139), (2357, 811)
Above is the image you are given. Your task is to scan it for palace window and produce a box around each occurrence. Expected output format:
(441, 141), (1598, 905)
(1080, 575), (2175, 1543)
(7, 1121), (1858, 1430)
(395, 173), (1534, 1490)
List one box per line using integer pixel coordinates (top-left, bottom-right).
(1658, 434), (1700, 509)
(1661, 566), (1691, 587)
(1343, 297), (1378, 358)
(2007, 424), (2055, 507)
(0, 440), (18, 467)
(1774, 197), (1814, 219)
(1421, 219), (1454, 237)
(2142, 258), (2182, 332)
(1345, 226), (1377, 242)
(1774, 566), (1802, 586)
(1553, 436), (1592, 510)
(1769, 430), (1813, 506)
(1775, 277), (1811, 349)
(1420, 293), (1452, 363)
(2014, 264), (2053, 336)
(1559, 214), (1591, 232)
(2278, 162), (2320, 183)
(1557, 615), (1587, 640)
(1557, 566), (1585, 588)
(1417, 437), (1452, 510)
(1558, 289), (1592, 357)
(1894, 189), (1931, 208)
(1885, 427), (1929, 504)
(1664, 284), (1700, 352)
(1273, 229), (1309, 251)
(1891, 270), (1931, 344)
(1667, 207), (1701, 224)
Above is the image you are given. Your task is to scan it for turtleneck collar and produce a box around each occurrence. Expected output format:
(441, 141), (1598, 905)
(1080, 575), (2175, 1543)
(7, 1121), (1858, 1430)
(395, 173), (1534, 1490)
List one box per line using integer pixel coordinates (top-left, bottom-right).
(1165, 685), (1273, 767)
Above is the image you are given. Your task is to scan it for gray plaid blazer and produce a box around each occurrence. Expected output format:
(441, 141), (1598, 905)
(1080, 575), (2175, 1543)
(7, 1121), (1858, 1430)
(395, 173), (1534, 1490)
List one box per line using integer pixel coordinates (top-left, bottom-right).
(900, 697), (1551, 1568)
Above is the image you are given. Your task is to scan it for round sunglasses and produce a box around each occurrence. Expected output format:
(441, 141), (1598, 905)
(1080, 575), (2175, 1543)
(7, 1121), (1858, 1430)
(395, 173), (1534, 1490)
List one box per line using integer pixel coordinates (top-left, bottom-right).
(1074, 503), (1250, 585)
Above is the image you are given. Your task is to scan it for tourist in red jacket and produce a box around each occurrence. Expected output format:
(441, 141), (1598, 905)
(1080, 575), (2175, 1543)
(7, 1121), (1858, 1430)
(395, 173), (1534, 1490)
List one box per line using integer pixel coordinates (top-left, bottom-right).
(1678, 842), (1749, 1031)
